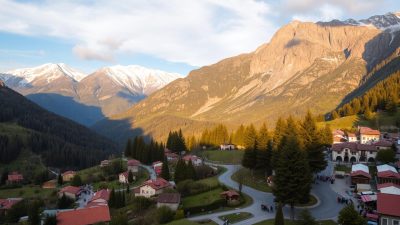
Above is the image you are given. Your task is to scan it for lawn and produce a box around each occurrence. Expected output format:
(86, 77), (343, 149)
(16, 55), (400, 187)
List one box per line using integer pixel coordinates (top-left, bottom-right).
(335, 164), (351, 173)
(218, 212), (253, 224)
(231, 168), (271, 193)
(182, 187), (225, 208)
(200, 150), (244, 164)
(166, 219), (218, 225)
(195, 167), (226, 189)
(0, 185), (56, 199)
(254, 219), (337, 225)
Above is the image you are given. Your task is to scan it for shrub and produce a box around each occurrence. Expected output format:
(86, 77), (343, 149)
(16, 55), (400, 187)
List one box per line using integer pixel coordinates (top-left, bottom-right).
(174, 209), (185, 220)
(156, 206), (175, 224)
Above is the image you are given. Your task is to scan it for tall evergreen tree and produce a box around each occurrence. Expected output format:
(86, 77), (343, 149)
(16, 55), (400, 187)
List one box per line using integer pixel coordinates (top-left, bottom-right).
(273, 117), (287, 150)
(274, 203), (284, 225)
(161, 157), (170, 181)
(124, 139), (132, 157)
(242, 141), (257, 172)
(243, 124), (258, 149)
(174, 158), (187, 184)
(233, 125), (245, 147)
(186, 160), (197, 180)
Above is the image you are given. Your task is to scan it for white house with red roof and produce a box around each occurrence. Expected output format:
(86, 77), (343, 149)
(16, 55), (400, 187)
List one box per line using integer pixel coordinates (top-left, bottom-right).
(0, 198), (22, 216)
(128, 159), (140, 173)
(358, 126), (380, 144)
(182, 155), (203, 166)
(58, 186), (82, 200)
(377, 193), (400, 225)
(62, 171), (76, 182)
(152, 161), (163, 176)
(7, 172), (23, 184)
(86, 189), (110, 208)
(56, 205), (111, 225)
(119, 171), (132, 184)
(135, 178), (171, 198)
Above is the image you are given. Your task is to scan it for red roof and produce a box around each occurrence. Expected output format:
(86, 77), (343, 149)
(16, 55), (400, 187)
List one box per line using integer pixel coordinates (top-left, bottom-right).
(378, 171), (400, 179)
(373, 140), (393, 147)
(57, 205), (111, 225)
(127, 159), (140, 166)
(347, 133), (356, 137)
(377, 193), (400, 217)
(377, 183), (400, 190)
(59, 186), (81, 195)
(7, 172), (23, 182)
(0, 198), (23, 210)
(221, 190), (240, 198)
(62, 171), (76, 176)
(90, 189), (110, 202)
(142, 178), (170, 190)
(350, 171), (371, 179)
(359, 127), (380, 135)
(157, 193), (181, 204)
(332, 142), (377, 152)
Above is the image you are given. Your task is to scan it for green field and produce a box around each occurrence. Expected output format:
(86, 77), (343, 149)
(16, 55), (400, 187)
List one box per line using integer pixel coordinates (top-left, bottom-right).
(218, 212), (253, 224)
(254, 219), (337, 225)
(231, 168), (271, 193)
(0, 185), (56, 199)
(200, 150), (244, 164)
(182, 187), (225, 208)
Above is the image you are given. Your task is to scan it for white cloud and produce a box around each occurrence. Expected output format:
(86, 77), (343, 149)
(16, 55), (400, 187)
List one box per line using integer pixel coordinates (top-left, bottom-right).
(0, 0), (277, 66)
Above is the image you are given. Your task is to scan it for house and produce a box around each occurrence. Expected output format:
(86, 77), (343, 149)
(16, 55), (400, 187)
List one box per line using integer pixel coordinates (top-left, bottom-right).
(62, 171), (76, 182)
(333, 129), (347, 143)
(100, 160), (110, 167)
(135, 178), (171, 198)
(332, 142), (378, 163)
(165, 152), (179, 162)
(42, 180), (57, 189)
(152, 161), (163, 176)
(347, 133), (357, 142)
(58, 186), (82, 200)
(87, 189), (110, 207)
(156, 193), (181, 210)
(378, 183), (400, 195)
(358, 126), (380, 144)
(374, 140), (394, 150)
(182, 155), (203, 166)
(7, 172), (23, 184)
(377, 164), (400, 185)
(127, 159), (140, 173)
(377, 193), (400, 225)
(220, 143), (235, 150)
(350, 164), (371, 185)
(56, 205), (111, 225)
(119, 171), (134, 184)
(0, 198), (22, 216)
(220, 190), (240, 202)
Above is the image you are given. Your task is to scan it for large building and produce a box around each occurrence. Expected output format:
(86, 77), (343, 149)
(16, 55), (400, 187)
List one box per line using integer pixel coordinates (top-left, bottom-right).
(56, 205), (111, 225)
(332, 141), (392, 163)
(377, 193), (400, 225)
(358, 126), (380, 144)
(350, 164), (371, 185)
(377, 164), (400, 185)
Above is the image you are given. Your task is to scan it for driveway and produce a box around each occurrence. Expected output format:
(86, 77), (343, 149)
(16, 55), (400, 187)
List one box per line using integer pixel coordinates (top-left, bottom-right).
(189, 162), (345, 225)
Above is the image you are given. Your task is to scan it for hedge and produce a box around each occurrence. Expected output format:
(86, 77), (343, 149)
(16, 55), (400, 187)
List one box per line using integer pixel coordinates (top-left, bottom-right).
(183, 199), (226, 215)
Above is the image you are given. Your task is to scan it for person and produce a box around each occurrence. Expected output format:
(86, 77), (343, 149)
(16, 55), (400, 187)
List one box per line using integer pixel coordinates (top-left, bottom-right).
(270, 206), (273, 212)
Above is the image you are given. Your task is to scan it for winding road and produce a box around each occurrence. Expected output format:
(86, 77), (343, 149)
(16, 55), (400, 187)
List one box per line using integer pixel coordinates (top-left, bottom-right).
(188, 160), (344, 225)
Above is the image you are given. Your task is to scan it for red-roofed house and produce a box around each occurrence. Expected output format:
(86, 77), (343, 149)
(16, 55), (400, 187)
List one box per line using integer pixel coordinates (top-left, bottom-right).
(135, 178), (171, 198)
(377, 165), (400, 185)
(221, 190), (240, 202)
(377, 193), (400, 225)
(182, 155), (203, 166)
(58, 186), (82, 200)
(86, 189), (110, 207)
(157, 193), (181, 210)
(358, 126), (380, 144)
(347, 133), (357, 142)
(7, 172), (23, 184)
(351, 164), (371, 185)
(0, 198), (22, 216)
(128, 159), (140, 173)
(57, 205), (111, 225)
(62, 171), (76, 182)
(119, 171), (133, 184)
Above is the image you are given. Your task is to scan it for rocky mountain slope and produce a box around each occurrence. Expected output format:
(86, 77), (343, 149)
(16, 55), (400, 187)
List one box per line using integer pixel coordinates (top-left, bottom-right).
(94, 12), (400, 143)
(0, 64), (182, 126)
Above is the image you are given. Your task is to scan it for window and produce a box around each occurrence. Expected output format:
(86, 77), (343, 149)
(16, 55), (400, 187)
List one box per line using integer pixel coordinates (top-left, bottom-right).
(382, 218), (388, 225)
(370, 151), (373, 154)
(393, 220), (400, 225)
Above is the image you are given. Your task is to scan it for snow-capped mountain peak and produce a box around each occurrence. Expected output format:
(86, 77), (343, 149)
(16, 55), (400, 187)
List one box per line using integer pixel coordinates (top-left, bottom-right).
(100, 65), (183, 95)
(0, 63), (87, 87)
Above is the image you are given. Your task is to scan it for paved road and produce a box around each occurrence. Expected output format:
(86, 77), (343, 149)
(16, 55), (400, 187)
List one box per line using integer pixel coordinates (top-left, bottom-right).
(140, 164), (157, 180)
(189, 161), (344, 225)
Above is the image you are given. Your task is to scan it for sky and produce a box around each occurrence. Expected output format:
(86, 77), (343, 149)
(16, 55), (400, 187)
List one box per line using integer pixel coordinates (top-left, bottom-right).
(0, 0), (399, 75)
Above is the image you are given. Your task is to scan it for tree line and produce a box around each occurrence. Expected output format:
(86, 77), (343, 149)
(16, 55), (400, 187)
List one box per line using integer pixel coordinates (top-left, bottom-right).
(124, 136), (165, 165)
(331, 71), (400, 120)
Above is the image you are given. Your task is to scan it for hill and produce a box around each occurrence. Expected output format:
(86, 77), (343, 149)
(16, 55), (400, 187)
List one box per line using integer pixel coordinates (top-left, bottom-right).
(94, 13), (400, 143)
(0, 83), (118, 169)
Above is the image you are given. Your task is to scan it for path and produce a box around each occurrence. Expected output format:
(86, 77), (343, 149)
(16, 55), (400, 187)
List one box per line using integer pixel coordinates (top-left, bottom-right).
(189, 161), (345, 225)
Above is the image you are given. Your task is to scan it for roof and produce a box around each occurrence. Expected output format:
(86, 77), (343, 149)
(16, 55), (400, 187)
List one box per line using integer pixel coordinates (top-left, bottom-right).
(59, 186), (81, 195)
(62, 171), (76, 176)
(8, 172), (23, 181)
(42, 180), (57, 188)
(377, 171), (400, 179)
(359, 127), (380, 136)
(352, 164), (370, 173)
(377, 193), (400, 217)
(0, 198), (23, 210)
(157, 193), (181, 204)
(351, 171), (371, 179)
(90, 189), (110, 202)
(361, 195), (377, 202)
(348, 133), (356, 137)
(333, 129), (345, 136)
(57, 205), (111, 225)
(152, 161), (163, 166)
(220, 190), (240, 198)
(182, 155), (201, 161)
(377, 164), (398, 173)
(378, 184), (400, 195)
(127, 159), (140, 166)
(332, 142), (378, 152)
(142, 178), (170, 190)
(373, 140), (393, 147)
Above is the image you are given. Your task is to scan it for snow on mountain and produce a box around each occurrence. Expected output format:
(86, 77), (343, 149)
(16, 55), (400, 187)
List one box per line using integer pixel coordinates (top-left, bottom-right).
(0, 63), (87, 87)
(100, 65), (183, 95)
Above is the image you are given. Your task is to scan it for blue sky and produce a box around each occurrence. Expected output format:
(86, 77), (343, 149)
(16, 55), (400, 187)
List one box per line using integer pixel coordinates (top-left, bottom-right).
(0, 0), (399, 75)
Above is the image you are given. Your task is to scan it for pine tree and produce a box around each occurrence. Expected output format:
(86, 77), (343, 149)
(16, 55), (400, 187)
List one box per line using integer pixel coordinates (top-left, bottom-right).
(233, 125), (245, 147)
(161, 157), (170, 181)
(364, 107), (374, 120)
(386, 93), (398, 114)
(331, 111), (339, 120)
(109, 188), (116, 208)
(186, 160), (197, 180)
(28, 200), (41, 225)
(128, 171), (134, 183)
(352, 98), (361, 114)
(242, 141), (257, 171)
(320, 124), (333, 146)
(273, 117), (287, 150)
(273, 134), (312, 220)
(174, 158), (187, 184)
(243, 124), (258, 149)
(257, 123), (269, 150)
(57, 174), (63, 186)
(124, 139), (132, 157)
(274, 203), (284, 225)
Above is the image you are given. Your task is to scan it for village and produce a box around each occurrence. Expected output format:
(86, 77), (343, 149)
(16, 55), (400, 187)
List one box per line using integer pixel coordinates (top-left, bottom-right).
(0, 124), (399, 225)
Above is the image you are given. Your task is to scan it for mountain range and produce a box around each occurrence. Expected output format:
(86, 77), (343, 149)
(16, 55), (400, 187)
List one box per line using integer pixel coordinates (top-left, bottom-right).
(93, 12), (400, 143)
(0, 64), (182, 126)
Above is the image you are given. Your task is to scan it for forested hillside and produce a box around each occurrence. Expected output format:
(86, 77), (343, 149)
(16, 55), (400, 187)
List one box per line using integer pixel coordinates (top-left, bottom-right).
(0, 84), (118, 169)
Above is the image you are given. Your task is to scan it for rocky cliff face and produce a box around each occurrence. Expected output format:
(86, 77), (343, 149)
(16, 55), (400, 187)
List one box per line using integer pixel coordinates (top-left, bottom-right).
(95, 13), (400, 142)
